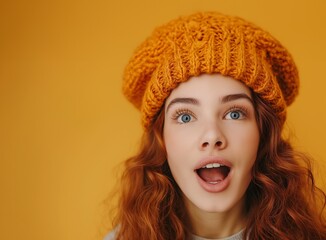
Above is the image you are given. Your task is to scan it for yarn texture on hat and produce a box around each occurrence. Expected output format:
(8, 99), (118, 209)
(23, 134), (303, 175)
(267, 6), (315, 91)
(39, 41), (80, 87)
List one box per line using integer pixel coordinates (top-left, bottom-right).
(122, 12), (299, 129)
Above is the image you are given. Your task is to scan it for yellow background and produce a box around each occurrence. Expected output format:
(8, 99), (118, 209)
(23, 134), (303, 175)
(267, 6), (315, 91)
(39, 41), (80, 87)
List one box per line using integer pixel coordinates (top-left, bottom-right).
(1, 0), (325, 239)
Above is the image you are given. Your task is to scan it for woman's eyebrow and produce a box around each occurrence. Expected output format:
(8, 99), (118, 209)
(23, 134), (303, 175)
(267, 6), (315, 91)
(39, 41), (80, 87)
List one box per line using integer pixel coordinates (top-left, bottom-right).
(166, 97), (199, 113)
(221, 93), (253, 104)
(165, 93), (253, 113)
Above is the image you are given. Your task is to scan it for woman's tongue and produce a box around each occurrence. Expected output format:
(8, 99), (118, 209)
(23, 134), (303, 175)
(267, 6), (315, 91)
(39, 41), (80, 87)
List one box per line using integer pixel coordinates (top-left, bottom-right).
(197, 167), (228, 183)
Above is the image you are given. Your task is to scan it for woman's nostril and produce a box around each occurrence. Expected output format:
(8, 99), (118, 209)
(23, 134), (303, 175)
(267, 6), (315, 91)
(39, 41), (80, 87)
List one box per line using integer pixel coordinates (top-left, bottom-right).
(202, 142), (209, 148)
(202, 141), (224, 148)
(216, 141), (223, 147)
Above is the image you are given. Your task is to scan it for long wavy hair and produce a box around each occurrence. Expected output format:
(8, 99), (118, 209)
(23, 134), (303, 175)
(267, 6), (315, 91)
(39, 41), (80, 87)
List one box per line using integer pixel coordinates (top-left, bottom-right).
(111, 92), (326, 240)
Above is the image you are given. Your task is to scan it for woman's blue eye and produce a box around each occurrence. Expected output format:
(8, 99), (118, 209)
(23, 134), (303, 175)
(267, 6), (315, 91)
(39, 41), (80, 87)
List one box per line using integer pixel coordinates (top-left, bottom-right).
(178, 114), (192, 123)
(230, 111), (240, 119)
(226, 111), (242, 120)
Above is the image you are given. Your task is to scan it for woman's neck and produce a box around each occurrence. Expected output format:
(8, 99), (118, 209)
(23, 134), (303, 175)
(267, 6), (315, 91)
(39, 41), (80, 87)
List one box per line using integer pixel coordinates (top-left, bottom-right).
(184, 197), (247, 239)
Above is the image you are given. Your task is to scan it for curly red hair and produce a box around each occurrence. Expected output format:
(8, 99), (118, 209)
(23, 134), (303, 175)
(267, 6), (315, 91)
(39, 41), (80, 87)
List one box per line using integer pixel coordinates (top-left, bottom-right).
(110, 92), (326, 239)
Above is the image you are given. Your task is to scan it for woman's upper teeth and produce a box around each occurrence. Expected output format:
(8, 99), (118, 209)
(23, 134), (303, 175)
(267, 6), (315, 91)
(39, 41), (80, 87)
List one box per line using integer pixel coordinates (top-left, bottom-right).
(202, 163), (224, 168)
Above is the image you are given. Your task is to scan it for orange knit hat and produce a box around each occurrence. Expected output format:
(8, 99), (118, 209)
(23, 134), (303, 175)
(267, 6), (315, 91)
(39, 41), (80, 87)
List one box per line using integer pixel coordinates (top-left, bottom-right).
(122, 12), (299, 129)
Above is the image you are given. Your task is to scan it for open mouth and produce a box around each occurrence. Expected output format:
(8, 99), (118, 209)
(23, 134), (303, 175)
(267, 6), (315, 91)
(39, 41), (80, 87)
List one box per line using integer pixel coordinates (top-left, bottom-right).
(196, 163), (231, 184)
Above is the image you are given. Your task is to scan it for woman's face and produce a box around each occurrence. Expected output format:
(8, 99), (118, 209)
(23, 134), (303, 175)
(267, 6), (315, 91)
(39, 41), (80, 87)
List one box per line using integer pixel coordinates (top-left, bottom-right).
(163, 74), (260, 215)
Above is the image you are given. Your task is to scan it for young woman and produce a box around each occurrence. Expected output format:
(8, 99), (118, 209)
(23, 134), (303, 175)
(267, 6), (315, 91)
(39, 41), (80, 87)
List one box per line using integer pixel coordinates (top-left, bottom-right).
(105, 12), (326, 239)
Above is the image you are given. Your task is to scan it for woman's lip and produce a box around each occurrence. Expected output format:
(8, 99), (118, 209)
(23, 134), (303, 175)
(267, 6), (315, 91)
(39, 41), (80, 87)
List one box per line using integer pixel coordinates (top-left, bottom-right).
(194, 156), (233, 170)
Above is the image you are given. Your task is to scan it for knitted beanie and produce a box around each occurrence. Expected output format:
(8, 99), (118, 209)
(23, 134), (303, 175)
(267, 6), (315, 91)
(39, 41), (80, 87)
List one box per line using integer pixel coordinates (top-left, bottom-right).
(122, 12), (299, 129)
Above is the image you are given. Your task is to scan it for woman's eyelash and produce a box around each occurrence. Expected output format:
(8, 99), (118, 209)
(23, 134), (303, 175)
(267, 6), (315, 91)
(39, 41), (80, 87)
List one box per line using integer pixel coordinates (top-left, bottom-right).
(171, 108), (195, 120)
(225, 105), (249, 117)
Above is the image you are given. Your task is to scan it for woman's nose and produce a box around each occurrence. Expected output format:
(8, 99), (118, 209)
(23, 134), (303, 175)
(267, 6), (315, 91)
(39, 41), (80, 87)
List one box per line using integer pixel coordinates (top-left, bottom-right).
(199, 123), (226, 151)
